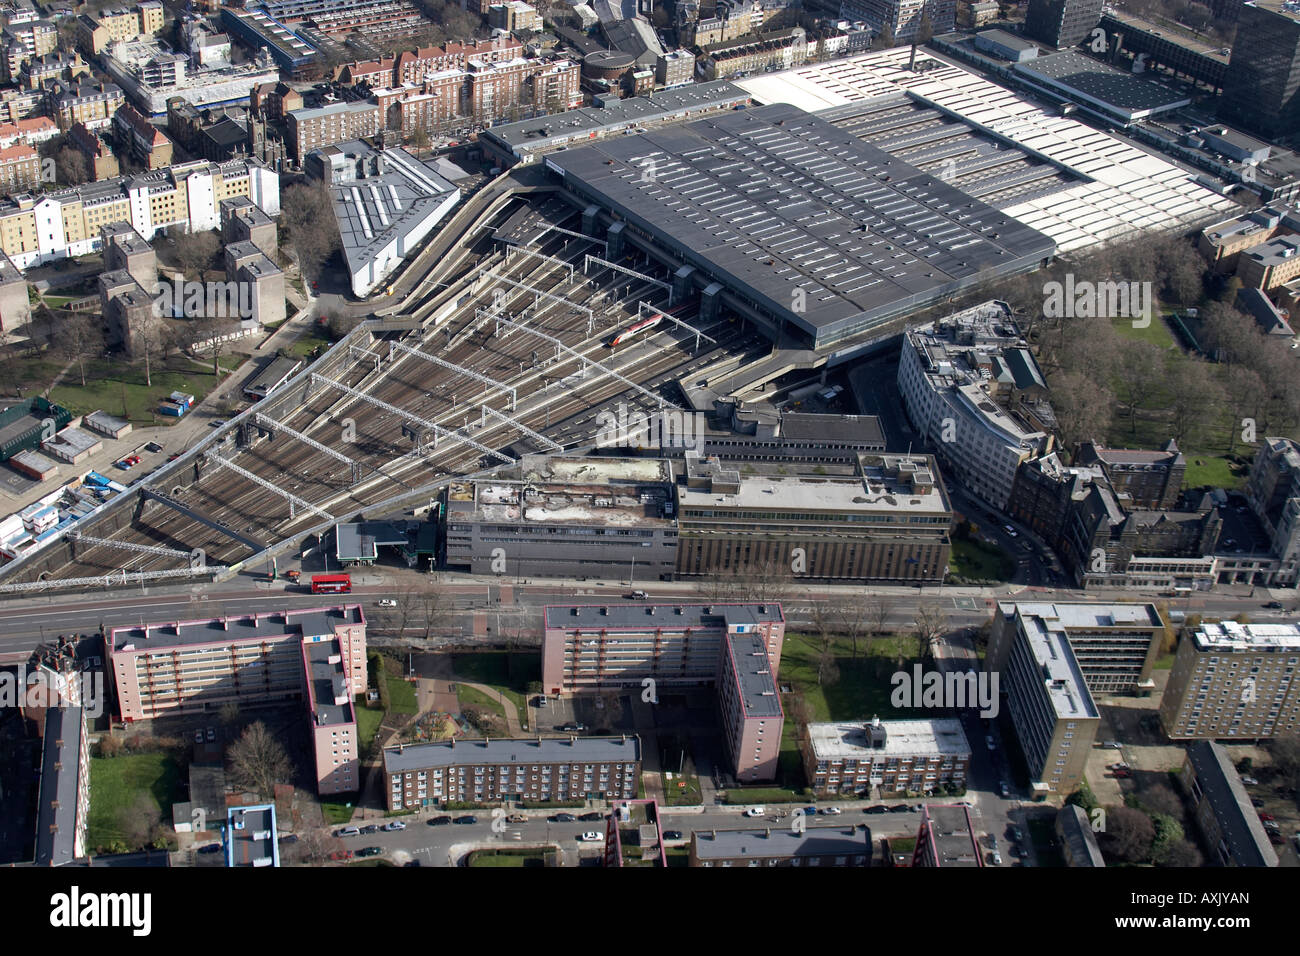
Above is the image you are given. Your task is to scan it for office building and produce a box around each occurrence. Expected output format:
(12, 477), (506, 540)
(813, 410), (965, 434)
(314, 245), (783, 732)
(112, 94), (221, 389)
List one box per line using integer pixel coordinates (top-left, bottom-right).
(690, 826), (870, 866)
(838, 0), (954, 41)
(1180, 741), (1279, 866)
(1237, 234), (1300, 290)
(803, 718), (971, 796)
(674, 452), (952, 583)
(912, 804), (982, 866)
(106, 605), (366, 722)
(995, 607), (1099, 794)
(1024, 0), (1102, 48)
(898, 301), (1053, 510)
(382, 735), (642, 809)
(1159, 620), (1300, 740)
(443, 457), (678, 580)
(988, 602), (1165, 696)
(1219, 1), (1300, 140)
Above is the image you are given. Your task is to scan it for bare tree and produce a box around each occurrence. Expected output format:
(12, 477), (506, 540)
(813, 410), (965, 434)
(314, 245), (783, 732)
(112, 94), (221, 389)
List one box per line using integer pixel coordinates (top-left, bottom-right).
(833, 592), (870, 661)
(119, 792), (162, 848)
(1166, 357), (1222, 447)
(281, 182), (341, 283)
(172, 230), (220, 281)
(867, 595), (896, 650)
(60, 311), (103, 387)
(1097, 805), (1155, 864)
(228, 721), (292, 799)
(911, 605), (948, 664)
(1112, 342), (1166, 438)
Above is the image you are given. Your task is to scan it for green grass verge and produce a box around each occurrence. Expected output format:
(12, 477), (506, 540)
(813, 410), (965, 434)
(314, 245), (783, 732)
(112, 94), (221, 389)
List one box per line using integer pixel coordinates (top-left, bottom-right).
(457, 684), (506, 718)
(467, 849), (547, 867)
(664, 846), (691, 867)
(387, 674), (417, 715)
(87, 753), (183, 852)
(355, 697), (384, 755)
(950, 537), (1015, 582)
(321, 801), (356, 826)
(721, 788), (807, 804)
(45, 354), (230, 425)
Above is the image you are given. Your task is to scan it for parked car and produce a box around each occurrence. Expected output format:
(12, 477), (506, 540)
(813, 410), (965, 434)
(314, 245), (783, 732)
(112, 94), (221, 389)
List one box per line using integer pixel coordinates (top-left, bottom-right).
(115, 459), (134, 470)
(556, 723), (585, 732)
(1104, 741), (1123, 749)
(819, 807), (843, 815)
(1252, 798), (1265, 808)
(801, 806), (818, 816)
(359, 824), (379, 835)
(334, 827), (360, 838)
(580, 832), (603, 842)
(206, 727), (216, 742)
(990, 850), (1003, 865)
(377, 599), (397, 608)
(453, 815), (478, 825)
(1242, 776), (1260, 786)
(865, 805), (889, 814)
(196, 843), (222, 854)
(144, 442), (163, 453)
(986, 735), (996, 750)
(356, 846), (383, 858)
(382, 821), (407, 831)
(578, 812), (603, 821)
(662, 830), (683, 840)
(194, 729), (204, 744)
(427, 816), (452, 826)
(329, 850), (353, 861)
(1112, 769), (1132, 779)
(551, 813), (576, 823)
(209, 420), (227, 428)
(889, 804), (913, 814)
(1259, 812), (1275, 822)
(278, 834), (298, 844)
(999, 781), (1010, 798)
(1264, 601), (1284, 609)
(1011, 826), (1024, 842)
(506, 813), (528, 823)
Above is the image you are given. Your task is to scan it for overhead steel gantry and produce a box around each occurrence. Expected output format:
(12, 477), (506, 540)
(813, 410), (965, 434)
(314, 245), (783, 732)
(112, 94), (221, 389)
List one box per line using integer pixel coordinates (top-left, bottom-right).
(489, 314), (679, 412)
(254, 413), (364, 485)
(485, 272), (593, 327)
(478, 403), (564, 453)
(387, 341), (517, 410)
(0, 566), (211, 594)
(138, 488), (266, 552)
(202, 452), (335, 522)
(504, 246), (575, 280)
(637, 300), (716, 352)
(65, 532), (201, 563)
(539, 223), (595, 242)
(309, 373), (514, 465)
(585, 254), (672, 300)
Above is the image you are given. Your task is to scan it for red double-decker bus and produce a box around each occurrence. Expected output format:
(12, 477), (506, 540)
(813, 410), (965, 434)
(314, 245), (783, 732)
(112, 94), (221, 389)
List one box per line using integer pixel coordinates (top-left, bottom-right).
(311, 573), (352, 594)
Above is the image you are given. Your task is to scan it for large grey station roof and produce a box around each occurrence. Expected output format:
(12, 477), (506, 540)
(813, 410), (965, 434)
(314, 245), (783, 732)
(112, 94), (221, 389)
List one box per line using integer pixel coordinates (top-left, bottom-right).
(544, 102), (1056, 348)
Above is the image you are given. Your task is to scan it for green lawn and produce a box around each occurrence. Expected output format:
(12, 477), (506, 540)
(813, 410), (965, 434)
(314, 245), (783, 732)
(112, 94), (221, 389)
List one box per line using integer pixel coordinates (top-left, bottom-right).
(1112, 314), (1176, 349)
(721, 788), (807, 804)
(321, 801), (356, 825)
(45, 355), (233, 425)
(284, 327), (331, 360)
(387, 673), (417, 715)
(662, 771), (702, 807)
(781, 633), (930, 723)
(355, 697), (384, 755)
(450, 652), (537, 723)
(1182, 453), (1240, 490)
(950, 537), (1015, 582)
(457, 684), (506, 718)
(87, 753), (183, 853)
(467, 850), (547, 867)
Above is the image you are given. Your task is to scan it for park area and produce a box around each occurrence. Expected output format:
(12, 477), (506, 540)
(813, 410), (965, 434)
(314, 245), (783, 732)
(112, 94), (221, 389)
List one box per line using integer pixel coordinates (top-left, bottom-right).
(86, 751), (183, 854)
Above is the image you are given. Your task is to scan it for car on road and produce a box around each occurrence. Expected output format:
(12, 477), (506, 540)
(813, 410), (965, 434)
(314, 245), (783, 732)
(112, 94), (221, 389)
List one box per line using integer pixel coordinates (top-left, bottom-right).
(377, 599), (397, 608)
(359, 824), (379, 835)
(819, 807), (842, 815)
(1264, 601), (1284, 609)
(986, 734), (996, 750)
(453, 815), (478, 825)
(334, 827), (360, 838)
(662, 830), (683, 840)
(744, 807), (765, 817)
(801, 806), (818, 816)
(888, 804), (913, 814)
(427, 816), (452, 826)
(551, 813), (576, 823)
(1242, 776), (1260, 786)
(356, 846), (383, 858)
(1104, 740), (1123, 749)
(556, 723), (586, 732)
(1004, 525), (1018, 537)
(579, 832), (603, 842)
(507, 813), (528, 823)
(999, 781), (1010, 798)
(629, 590), (648, 599)
(578, 812), (603, 821)
(382, 821), (407, 831)
(865, 805), (889, 814)
(196, 843), (222, 854)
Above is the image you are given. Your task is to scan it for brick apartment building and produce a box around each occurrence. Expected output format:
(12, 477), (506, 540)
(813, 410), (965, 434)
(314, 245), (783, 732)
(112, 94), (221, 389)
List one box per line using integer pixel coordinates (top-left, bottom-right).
(0, 142), (41, 191)
(1159, 620), (1300, 740)
(383, 735), (642, 809)
(47, 79), (125, 131)
(542, 602), (785, 782)
(1075, 440), (1185, 511)
(287, 99), (381, 165)
(112, 102), (173, 169)
(106, 606), (366, 721)
(803, 718), (971, 796)
(1180, 740), (1279, 866)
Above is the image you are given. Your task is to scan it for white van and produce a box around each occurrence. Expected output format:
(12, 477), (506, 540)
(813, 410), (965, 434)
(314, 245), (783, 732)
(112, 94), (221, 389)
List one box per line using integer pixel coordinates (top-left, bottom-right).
(744, 807), (765, 818)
